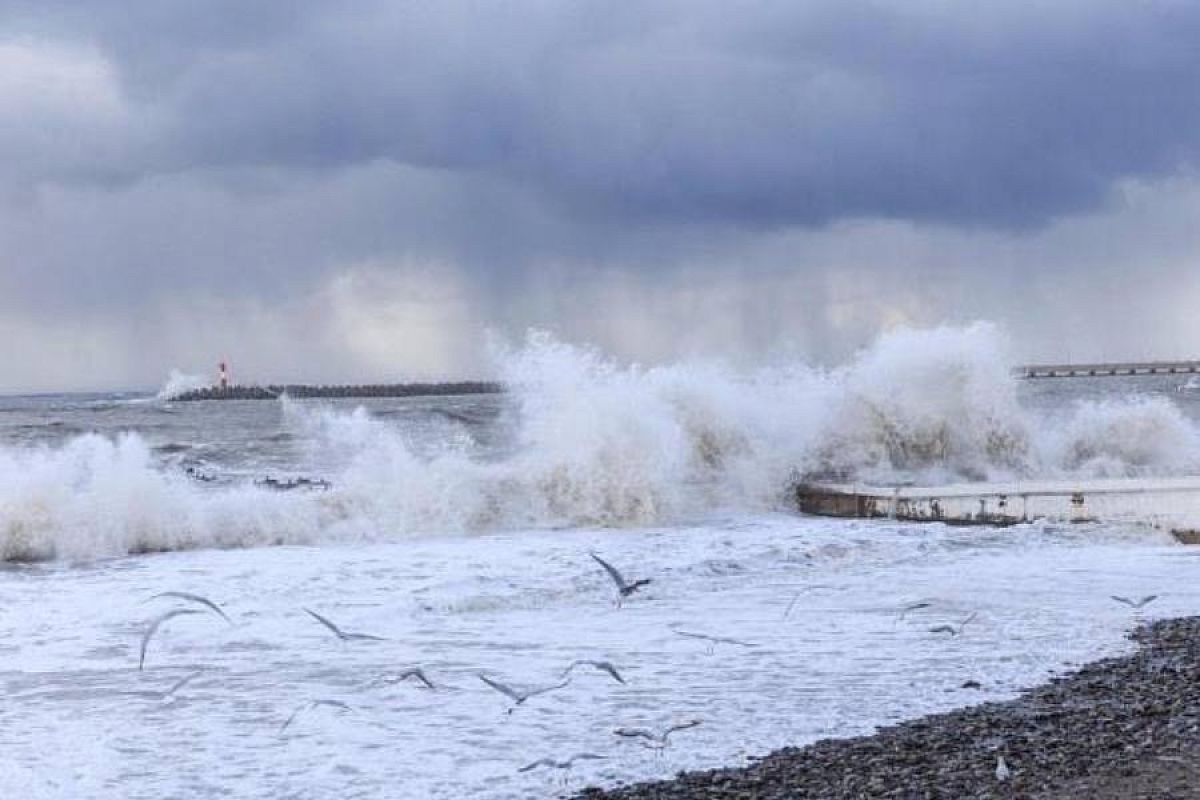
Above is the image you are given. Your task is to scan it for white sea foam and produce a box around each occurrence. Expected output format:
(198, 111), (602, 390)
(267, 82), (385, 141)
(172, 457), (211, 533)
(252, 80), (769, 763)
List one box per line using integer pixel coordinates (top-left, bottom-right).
(155, 369), (210, 401)
(1, 325), (1199, 559)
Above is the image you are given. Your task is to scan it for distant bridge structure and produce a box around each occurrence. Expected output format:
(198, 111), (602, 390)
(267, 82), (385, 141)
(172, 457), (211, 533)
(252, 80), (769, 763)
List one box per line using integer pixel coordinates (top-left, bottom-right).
(1016, 360), (1200, 379)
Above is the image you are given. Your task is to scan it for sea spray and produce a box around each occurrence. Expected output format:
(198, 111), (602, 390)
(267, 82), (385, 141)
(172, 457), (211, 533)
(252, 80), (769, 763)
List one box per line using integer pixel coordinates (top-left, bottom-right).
(3, 325), (1200, 560)
(155, 369), (209, 401)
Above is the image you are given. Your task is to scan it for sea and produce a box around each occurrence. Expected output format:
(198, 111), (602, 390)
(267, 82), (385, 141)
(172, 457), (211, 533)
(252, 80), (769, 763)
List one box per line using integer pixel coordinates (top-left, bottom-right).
(2, 325), (1200, 799)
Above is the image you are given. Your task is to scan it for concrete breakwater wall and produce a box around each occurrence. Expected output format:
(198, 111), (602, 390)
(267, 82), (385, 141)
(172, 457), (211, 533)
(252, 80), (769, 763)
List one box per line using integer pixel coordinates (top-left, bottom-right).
(796, 477), (1200, 542)
(171, 381), (502, 401)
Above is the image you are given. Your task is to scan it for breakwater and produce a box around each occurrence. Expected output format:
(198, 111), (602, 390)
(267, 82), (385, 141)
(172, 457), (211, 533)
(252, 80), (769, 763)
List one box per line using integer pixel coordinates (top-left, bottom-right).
(170, 381), (502, 401)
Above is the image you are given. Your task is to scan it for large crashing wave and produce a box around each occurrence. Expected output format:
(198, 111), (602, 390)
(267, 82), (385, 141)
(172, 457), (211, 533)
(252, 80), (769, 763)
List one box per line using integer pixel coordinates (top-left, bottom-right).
(2, 324), (1198, 560)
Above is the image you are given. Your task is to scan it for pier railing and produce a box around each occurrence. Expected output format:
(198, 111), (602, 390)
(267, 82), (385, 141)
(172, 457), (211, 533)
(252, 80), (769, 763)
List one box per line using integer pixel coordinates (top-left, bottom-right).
(1015, 361), (1200, 379)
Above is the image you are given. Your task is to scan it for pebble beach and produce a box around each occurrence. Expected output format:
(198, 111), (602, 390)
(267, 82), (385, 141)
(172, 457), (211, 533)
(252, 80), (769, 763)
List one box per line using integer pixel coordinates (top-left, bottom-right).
(578, 617), (1200, 799)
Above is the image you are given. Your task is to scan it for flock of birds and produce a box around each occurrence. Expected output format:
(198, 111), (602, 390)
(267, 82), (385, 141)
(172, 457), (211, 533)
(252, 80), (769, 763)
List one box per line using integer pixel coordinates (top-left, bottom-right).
(135, 551), (711, 782)
(134, 553), (1164, 788)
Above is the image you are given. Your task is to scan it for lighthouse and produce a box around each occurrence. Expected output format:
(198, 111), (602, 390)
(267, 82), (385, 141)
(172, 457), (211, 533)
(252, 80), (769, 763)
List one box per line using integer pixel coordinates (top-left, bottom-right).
(218, 361), (230, 390)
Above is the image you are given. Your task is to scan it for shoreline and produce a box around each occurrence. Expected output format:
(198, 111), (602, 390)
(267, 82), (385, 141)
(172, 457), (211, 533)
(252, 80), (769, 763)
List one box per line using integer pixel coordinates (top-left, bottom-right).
(578, 617), (1200, 799)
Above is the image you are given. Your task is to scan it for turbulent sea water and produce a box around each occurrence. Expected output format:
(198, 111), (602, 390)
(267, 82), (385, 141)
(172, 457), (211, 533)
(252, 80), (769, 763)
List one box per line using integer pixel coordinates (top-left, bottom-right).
(4, 326), (1200, 798)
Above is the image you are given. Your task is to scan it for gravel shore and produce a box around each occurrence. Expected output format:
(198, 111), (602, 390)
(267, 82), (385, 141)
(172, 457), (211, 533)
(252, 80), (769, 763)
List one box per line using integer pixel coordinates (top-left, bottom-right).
(577, 617), (1200, 799)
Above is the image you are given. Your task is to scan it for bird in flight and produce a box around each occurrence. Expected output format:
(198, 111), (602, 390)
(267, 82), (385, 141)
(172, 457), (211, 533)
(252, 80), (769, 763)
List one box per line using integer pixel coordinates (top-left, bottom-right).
(669, 623), (756, 653)
(478, 673), (570, 713)
(279, 699), (352, 734)
(613, 720), (702, 750)
(370, 668), (435, 690)
(148, 591), (233, 624)
(518, 753), (607, 774)
(561, 659), (626, 684)
(590, 553), (651, 606)
(140, 609), (204, 671)
(303, 608), (385, 641)
(928, 612), (977, 636)
(1111, 594), (1158, 609)
(898, 601), (933, 620)
(160, 670), (204, 702)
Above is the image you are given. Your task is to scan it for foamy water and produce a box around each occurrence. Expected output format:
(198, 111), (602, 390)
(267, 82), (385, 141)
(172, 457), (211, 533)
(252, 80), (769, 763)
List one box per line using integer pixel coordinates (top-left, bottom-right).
(2, 326), (1200, 797)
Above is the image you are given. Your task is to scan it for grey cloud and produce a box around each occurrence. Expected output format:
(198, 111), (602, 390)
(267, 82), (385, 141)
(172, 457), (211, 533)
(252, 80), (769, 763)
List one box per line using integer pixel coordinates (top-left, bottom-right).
(3, 1), (1200, 227)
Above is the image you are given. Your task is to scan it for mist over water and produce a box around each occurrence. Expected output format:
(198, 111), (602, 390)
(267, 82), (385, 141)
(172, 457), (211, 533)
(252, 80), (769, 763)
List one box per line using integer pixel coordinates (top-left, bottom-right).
(1, 324), (1198, 561)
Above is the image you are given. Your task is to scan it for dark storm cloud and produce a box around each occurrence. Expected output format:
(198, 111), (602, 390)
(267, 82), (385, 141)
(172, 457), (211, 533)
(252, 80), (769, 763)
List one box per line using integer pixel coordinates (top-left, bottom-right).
(4, 1), (1200, 228)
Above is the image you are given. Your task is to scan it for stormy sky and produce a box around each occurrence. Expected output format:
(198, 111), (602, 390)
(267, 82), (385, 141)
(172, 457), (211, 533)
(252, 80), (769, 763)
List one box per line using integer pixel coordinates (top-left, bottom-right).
(2, 1), (1200, 391)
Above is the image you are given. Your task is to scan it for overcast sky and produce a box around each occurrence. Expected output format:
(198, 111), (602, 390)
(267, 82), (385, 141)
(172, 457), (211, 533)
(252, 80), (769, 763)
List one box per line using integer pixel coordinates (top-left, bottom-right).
(2, 1), (1200, 391)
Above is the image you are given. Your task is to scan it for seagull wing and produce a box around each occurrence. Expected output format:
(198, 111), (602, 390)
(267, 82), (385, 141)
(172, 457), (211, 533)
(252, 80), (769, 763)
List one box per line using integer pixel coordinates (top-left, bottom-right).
(526, 678), (570, 698)
(478, 674), (523, 702)
(344, 631), (386, 642)
(304, 608), (346, 640)
(566, 753), (607, 766)
(402, 668), (435, 689)
(279, 701), (313, 732)
(663, 720), (703, 741)
(1138, 594), (1159, 608)
(1111, 595), (1133, 606)
(140, 609), (202, 671)
(313, 699), (351, 712)
(590, 553), (628, 590)
(614, 727), (657, 742)
(164, 670), (204, 697)
(153, 591), (232, 624)
(597, 661), (626, 684)
(518, 758), (553, 773)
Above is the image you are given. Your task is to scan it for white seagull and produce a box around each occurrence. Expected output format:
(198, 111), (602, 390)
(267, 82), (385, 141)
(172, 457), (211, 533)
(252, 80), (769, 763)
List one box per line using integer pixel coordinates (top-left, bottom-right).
(590, 553), (651, 606)
(613, 720), (703, 750)
(148, 591), (233, 624)
(478, 674), (570, 712)
(561, 660), (626, 684)
(279, 699), (352, 733)
(1111, 594), (1158, 609)
(139, 609), (204, 671)
(303, 608), (385, 641)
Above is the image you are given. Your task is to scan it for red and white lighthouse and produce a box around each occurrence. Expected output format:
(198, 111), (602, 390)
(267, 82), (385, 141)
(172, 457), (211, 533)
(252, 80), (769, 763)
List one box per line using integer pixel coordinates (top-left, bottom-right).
(218, 361), (230, 390)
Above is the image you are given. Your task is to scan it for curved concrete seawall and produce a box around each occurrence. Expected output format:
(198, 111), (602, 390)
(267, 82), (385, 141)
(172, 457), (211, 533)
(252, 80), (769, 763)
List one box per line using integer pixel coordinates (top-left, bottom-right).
(796, 477), (1200, 542)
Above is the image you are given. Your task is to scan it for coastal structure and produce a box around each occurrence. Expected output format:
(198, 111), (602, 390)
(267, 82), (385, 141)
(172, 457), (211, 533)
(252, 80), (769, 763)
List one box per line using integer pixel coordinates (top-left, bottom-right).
(170, 381), (502, 401)
(796, 477), (1200, 541)
(1016, 360), (1200, 378)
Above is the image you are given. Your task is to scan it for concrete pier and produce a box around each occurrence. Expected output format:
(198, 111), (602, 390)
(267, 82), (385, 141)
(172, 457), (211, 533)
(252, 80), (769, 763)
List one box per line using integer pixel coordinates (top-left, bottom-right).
(796, 477), (1200, 541)
(170, 381), (501, 401)
(1016, 360), (1200, 379)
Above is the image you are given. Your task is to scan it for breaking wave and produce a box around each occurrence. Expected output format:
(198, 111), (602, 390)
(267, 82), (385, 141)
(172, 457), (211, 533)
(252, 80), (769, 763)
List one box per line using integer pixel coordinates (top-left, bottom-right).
(2, 324), (1199, 560)
(155, 369), (209, 401)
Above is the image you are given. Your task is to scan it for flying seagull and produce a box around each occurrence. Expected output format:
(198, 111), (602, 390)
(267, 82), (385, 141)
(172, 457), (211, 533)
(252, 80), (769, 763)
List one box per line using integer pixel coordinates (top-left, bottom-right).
(561, 660), (626, 684)
(370, 668), (436, 690)
(303, 608), (385, 642)
(928, 612), (977, 637)
(161, 670), (204, 701)
(1111, 595), (1158, 609)
(613, 720), (703, 749)
(518, 753), (607, 773)
(279, 699), (352, 733)
(478, 674), (570, 712)
(590, 552), (651, 606)
(669, 623), (756, 652)
(140, 609), (204, 671)
(149, 591), (233, 624)
(898, 601), (933, 620)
